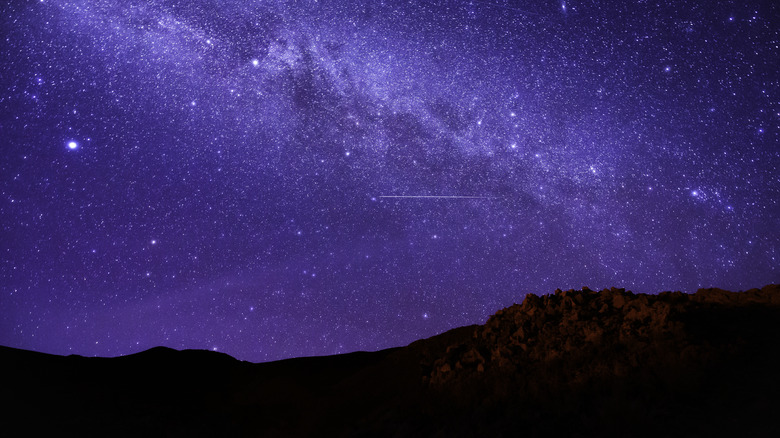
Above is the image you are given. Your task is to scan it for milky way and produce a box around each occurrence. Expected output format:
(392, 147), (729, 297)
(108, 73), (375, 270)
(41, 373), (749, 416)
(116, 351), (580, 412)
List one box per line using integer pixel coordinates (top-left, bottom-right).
(1, 0), (778, 362)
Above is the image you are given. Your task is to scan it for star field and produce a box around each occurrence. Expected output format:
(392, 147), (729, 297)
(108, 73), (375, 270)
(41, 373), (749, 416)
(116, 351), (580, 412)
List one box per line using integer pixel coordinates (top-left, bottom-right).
(1, 0), (778, 362)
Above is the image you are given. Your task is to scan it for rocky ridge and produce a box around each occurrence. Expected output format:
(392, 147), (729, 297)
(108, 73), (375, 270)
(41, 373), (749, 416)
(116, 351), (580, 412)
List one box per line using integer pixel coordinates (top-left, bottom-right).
(427, 284), (780, 389)
(3, 285), (779, 437)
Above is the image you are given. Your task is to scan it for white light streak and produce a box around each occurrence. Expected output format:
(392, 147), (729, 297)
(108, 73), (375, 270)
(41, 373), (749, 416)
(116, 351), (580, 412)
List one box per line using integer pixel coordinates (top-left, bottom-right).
(378, 195), (498, 199)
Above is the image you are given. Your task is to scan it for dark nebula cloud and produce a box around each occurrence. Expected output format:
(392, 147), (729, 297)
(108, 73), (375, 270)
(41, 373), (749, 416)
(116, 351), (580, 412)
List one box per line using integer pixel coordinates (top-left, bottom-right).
(1, 0), (777, 361)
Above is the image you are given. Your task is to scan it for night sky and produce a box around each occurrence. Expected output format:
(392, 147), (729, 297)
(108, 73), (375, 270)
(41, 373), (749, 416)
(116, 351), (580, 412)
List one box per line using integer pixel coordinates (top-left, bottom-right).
(1, 0), (778, 362)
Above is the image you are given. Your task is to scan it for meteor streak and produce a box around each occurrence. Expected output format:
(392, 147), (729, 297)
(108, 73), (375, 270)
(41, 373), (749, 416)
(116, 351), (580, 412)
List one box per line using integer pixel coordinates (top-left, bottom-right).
(378, 195), (498, 199)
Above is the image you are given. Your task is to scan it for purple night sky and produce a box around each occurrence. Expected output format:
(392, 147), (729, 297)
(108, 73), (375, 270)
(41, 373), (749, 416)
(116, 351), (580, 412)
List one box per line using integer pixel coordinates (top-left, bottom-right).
(1, 0), (777, 362)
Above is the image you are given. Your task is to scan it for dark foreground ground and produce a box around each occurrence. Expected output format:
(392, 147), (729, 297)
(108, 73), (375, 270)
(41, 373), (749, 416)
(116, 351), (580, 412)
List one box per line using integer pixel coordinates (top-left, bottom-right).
(4, 285), (780, 437)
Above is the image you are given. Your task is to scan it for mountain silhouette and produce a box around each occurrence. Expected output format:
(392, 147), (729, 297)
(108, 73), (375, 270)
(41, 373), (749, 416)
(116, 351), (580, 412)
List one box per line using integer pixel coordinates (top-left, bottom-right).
(3, 285), (779, 437)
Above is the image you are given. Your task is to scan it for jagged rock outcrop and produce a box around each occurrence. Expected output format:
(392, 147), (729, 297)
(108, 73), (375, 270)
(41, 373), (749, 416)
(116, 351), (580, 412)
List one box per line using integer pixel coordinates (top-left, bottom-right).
(424, 285), (780, 410)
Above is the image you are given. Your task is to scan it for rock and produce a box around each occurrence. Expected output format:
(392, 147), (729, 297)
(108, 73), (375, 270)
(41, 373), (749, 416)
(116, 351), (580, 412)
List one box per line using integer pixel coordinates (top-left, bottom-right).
(425, 284), (780, 387)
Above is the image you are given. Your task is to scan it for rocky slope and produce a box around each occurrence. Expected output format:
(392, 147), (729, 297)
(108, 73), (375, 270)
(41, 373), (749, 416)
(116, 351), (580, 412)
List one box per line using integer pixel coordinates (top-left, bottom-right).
(429, 285), (780, 384)
(416, 285), (780, 436)
(3, 285), (779, 437)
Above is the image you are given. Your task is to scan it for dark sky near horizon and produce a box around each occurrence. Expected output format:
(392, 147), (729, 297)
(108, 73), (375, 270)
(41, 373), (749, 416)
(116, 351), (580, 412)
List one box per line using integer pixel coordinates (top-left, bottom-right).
(1, 0), (778, 362)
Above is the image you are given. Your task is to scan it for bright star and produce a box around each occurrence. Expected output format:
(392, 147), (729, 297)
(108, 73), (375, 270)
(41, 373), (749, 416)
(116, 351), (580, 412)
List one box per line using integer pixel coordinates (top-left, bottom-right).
(67, 141), (78, 150)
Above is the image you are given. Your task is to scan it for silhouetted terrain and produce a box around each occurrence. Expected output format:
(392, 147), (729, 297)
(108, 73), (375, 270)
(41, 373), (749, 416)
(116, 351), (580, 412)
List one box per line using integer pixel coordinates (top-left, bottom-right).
(4, 285), (780, 437)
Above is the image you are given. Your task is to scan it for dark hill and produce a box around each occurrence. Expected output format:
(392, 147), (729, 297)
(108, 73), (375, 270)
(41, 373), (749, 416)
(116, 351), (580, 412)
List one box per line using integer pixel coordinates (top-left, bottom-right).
(3, 285), (780, 437)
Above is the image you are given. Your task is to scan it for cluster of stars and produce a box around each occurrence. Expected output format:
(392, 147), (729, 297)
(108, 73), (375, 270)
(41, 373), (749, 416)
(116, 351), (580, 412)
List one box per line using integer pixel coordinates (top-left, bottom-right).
(1, 0), (777, 363)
